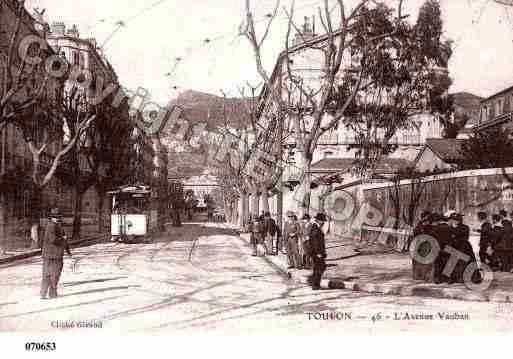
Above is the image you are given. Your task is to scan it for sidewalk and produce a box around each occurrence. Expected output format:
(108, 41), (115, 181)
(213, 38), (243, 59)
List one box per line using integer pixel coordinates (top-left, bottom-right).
(0, 225), (108, 265)
(237, 231), (513, 303)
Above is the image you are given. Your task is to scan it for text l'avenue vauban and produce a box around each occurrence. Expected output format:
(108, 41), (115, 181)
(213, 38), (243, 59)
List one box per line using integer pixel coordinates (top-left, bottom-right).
(306, 312), (470, 321)
(393, 312), (470, 321)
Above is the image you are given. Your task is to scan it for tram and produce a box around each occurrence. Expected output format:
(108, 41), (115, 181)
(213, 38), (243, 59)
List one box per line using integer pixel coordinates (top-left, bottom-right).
(108, 184), (159, 243)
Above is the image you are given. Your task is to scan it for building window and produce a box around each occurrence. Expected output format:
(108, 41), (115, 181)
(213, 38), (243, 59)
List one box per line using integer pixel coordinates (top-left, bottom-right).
(323, 151), (333, 159)
(79, 53), (85, 69)
(72, 51), (80, 66)
(497, 99), (503, 116)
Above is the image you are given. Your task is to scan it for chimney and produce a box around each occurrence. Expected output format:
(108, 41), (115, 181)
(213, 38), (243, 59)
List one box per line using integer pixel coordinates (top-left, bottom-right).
(66, 24), (80, 38)
(51, 21), (66, 36)
(88, 38), (97, 49)
(293, 15), (316, 46)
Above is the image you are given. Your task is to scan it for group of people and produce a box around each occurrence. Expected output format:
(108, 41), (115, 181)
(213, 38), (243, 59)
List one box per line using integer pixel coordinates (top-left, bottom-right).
(412, 208), (513, 285)
(413, 210), (477, 284)
(476, 209), (513, 272)
(249, 211), (328, 290)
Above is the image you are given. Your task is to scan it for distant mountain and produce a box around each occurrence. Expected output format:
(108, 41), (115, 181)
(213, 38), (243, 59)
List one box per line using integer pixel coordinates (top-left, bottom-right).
(166, 89), (253, 131)
(164, 89), (253, 180)
(451, 92), (483, 127)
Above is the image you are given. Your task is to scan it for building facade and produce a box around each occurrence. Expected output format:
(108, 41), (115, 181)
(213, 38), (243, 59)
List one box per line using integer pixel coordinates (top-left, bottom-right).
(0, 2), (68, 244)
(238, 18), (447, 227)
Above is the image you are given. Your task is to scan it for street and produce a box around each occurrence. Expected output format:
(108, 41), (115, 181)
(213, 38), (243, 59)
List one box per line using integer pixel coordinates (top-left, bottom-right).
(1, 222), (513, 334)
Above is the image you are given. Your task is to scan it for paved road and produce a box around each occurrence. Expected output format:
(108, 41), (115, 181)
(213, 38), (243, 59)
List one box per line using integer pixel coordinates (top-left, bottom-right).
(1, 222), (513, 334)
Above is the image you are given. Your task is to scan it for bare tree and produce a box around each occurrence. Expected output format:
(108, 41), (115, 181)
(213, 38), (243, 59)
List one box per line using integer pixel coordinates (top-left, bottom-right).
(13, 85), (94, 245)
(0, 0), (53, 253)
(243, 0), (406, 215)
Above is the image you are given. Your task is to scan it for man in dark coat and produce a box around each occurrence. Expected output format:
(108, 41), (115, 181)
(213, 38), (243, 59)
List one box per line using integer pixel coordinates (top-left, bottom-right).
(448, 213), (477, 283)
(309, 213), (327, 290)
(490, 214), (504, 271)
(476, 211), (493, 265)
(412, 211), (434, 281)
(496, 219), (513, 272)
(40, 208), (71, 299)
(263, 212), (280, 255)
(431, 213), (453, 284)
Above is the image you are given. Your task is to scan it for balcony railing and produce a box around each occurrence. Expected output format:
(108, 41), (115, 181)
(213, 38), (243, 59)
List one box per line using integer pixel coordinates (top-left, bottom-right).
(283, 165), (302, 183)
(318, 132), (338, 145)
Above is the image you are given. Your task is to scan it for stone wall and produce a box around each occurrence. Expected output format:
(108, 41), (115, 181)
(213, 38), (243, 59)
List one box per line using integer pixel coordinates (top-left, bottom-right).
(325, 168), (513, 241)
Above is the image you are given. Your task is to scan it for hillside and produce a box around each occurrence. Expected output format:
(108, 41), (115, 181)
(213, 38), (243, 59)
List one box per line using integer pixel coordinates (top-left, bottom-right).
(451, 92), (483, 126)
(164, 89), (251, 179)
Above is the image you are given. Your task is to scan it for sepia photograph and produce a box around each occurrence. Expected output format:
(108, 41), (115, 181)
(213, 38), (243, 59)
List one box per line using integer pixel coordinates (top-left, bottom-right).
(1, 0), (513, 354)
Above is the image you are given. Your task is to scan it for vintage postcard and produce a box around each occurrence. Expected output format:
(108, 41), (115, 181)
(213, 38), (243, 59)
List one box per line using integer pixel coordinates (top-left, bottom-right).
(2, 0), (513, 354)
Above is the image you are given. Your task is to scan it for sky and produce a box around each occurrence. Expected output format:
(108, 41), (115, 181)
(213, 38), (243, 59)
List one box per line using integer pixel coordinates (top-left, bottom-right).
(24, 0), (513, 104)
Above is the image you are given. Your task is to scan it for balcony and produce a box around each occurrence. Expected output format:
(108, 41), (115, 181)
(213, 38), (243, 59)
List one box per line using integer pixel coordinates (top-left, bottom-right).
(401, 134), (421, 145)
(318, 132), (338, 145)
(282, 165), (302, 191)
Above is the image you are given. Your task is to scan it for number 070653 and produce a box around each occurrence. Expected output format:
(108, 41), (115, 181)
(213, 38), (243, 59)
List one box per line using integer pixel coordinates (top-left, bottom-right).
(25, 342), (56, 351)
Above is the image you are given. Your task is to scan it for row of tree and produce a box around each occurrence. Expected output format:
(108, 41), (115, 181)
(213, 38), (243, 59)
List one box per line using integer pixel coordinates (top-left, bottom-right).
(0, 0), (140, 251)
(210, 0), (455, 221)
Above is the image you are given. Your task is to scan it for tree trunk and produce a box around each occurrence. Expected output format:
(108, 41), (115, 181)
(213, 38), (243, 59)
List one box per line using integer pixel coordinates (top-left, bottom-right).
(97, 188), (106, 233)
(237, 195), (244, 229)
(250, 188), (260, 218)
(72, 186), (84, 241)
(260, 188), (269, 214)
(300, 157), (313, 217)
(29, 186), (42, 248)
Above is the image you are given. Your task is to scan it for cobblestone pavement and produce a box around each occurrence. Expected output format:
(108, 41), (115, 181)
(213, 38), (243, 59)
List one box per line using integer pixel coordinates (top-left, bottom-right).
(1, 222), (513, 334)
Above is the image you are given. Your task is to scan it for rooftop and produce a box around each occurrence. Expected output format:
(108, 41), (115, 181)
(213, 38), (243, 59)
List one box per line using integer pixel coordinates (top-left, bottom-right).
(311, 157), (412, 174)
(421, 138), (466, 163)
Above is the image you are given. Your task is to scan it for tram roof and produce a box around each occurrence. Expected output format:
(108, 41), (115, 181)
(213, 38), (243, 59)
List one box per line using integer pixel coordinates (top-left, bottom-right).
(107, 184), (152, 195)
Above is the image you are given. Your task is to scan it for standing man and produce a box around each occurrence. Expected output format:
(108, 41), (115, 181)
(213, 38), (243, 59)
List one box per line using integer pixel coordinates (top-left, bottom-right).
(490, 214), (504, 271)
(448, 213), (475, 283)
(412, 210), (433, 281)
(283, 211), (301, 268)
(309, 213), (327, 290)
(40, 208), (71, 300)
(263, 212), (280, 255)
(431, 212), (453, 284)
(476, 211), (492, 266)
(300, 214), (313, 269)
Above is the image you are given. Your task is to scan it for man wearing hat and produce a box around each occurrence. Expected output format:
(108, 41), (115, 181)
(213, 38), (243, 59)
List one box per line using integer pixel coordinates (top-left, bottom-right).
(309, 213), (327, 290)
(40, 208), (71, 299)
(448, 212), (476, 283)
(300, 214), (313, 269)
(283, 211), (301, 268)
(431, 212), (452, 284)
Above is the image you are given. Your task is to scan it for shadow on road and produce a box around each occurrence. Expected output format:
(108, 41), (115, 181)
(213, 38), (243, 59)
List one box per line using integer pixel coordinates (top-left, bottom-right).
(61, 285), (141, 298)
(62, 276), (128, 287)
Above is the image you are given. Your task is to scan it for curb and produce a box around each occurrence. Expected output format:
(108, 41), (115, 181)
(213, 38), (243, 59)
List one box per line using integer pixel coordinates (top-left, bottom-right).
(0, 234), (108, 266)
(289, 271), (507, 302)
(233, 228), (512, 303)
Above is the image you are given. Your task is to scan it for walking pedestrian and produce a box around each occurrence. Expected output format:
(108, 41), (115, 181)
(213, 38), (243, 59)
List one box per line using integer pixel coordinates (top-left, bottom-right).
(300, 214), (312, 269)
(263, 212), (280, 255)
(251, 215), (267, 256)
(309, 213), (327, 290)
(40, 208), (71, 300)
(283, 211), (301, 269)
